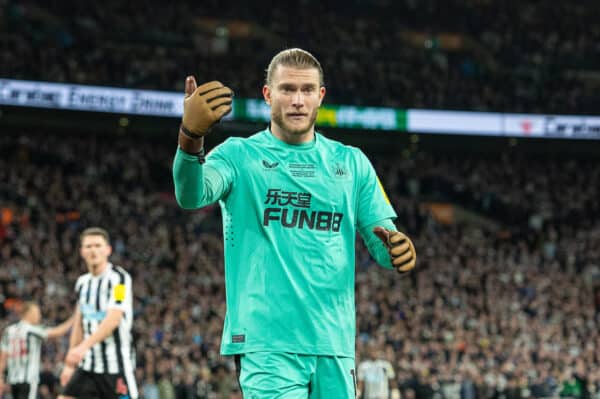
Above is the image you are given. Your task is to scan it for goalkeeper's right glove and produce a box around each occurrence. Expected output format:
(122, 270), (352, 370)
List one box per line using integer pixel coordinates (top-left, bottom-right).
(373, 227), (417, 273)
(181, 79), (233, 138)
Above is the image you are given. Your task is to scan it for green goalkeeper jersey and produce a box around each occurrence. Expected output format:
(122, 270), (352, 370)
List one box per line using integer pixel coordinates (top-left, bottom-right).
(173, 129), (396, 357)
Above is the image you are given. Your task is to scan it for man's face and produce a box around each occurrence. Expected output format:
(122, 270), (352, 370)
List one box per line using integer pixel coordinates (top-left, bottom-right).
(367, 342), (380, 360)
(263, 65), (325, 137)
(80, 235), (111, 274)
(28, 305), (41, 324)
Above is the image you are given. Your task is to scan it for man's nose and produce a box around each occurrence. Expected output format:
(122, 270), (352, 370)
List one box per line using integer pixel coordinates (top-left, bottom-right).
(291, 91), (304, 107)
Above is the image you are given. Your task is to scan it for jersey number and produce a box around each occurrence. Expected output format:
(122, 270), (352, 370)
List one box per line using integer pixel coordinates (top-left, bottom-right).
(9, 338), (26, 358)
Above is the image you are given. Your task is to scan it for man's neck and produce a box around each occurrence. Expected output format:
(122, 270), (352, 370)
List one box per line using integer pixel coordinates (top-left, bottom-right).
(89, 261), (109, 276)
(270, 123), (314, 145)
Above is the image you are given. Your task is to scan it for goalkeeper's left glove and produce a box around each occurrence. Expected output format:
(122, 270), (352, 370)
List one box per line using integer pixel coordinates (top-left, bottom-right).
(373, 227), (416, 273)
(182, 78), (233, 138)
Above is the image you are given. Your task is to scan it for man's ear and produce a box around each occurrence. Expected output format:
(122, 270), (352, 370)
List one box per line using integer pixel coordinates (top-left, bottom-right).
(263, 85), (272, 105)
(318, 86), (326, 106)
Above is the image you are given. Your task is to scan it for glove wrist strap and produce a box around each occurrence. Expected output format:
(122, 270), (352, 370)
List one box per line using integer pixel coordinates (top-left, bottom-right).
(178, 126), (205, 163)
(180, 123), (205, 139)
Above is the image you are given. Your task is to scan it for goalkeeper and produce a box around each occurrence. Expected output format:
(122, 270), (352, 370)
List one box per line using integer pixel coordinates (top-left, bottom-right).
(172, 48), (416, 398)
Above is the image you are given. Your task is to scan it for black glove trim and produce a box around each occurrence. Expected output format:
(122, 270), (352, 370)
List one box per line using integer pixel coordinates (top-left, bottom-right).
(180, 123), (204, 139)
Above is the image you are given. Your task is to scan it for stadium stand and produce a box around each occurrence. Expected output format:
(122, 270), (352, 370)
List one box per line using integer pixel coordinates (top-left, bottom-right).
(2, 1), (600, 398)
(1, 131), (599, 398)
(1, 0), (599, 113)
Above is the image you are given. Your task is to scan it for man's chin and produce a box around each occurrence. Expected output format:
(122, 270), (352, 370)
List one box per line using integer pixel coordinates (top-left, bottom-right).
(289, 128), (312, 135)
(272, 113), (316, 136)
(282, 122), (312, 135)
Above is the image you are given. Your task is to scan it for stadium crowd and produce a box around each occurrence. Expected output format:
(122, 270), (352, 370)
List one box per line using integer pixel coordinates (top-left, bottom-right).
(1, 131), (600, 398)
(1, 0), (599, 113)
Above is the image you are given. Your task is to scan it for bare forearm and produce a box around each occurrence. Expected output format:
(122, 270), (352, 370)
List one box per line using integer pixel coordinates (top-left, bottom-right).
(357, 381), (364, 398)
(69, 323), (83, 349)
(47, 315), (74, 339)
(0, 352), (7, 379)
(178, 128), (204, 154)
(68, 311), (83, 349)
(80, 311), (121, 351)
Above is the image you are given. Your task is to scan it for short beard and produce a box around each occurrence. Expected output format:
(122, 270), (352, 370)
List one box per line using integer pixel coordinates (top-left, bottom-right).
(271, 107), (319, 135)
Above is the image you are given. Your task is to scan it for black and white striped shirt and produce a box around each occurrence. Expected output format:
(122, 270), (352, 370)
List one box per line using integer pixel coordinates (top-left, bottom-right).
(0, 320), (47, 385)
(74, 262), (137, 396)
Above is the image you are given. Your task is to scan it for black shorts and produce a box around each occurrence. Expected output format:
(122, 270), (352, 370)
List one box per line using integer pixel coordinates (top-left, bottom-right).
(10, 383), (34, 399)
(62, 368), (135, 399)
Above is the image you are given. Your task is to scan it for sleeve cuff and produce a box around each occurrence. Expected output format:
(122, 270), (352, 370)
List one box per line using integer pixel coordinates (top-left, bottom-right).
(177, 147), (205, 163)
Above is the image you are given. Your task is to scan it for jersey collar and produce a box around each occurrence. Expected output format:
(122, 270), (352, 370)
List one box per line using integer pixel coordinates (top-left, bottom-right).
(265, 126), (318, 151)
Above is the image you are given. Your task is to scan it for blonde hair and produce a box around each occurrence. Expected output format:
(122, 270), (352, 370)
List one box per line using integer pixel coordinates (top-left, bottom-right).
(80, 227), (110, 245)
(265, 48), (324, 87)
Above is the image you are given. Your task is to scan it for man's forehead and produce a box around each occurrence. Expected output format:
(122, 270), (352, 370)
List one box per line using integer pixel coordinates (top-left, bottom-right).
(272, 65), (320, 84)
(82, 235), (108, 245)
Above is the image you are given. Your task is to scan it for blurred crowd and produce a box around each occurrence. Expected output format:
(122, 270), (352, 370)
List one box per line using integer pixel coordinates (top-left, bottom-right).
(1, 0), (599, 113)
(1, 130), (600, 399)
(381, 152), (600, 228)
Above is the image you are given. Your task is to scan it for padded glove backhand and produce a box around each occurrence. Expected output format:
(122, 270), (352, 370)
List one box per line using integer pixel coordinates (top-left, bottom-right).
(373, 227), (417, 273)
(182, 79), (233, 137)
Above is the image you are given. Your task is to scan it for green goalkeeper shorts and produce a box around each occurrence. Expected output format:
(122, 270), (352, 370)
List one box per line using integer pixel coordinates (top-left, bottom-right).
(237, 352), (356, 399)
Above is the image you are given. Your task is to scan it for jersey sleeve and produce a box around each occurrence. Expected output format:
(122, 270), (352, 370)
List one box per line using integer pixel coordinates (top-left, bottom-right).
(74, 276), (85, 305)
(106, 271), (132, 312)
(355, 148), (397, 229)
(359, 218), (396, 269)
(357, 361), (367, 381)
(204, 138), (239, 186)
(27, 325), (49, 340)
(172, 138), (239, 209)
(385, 360), (395, 379)
(0, 329), (8, 352)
